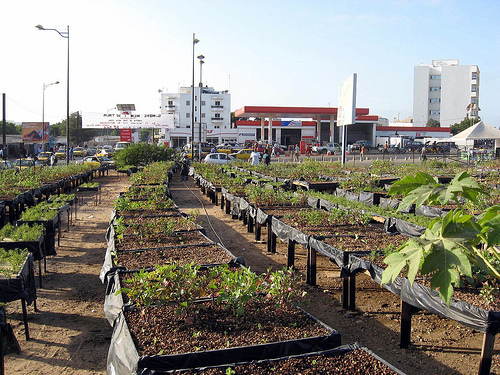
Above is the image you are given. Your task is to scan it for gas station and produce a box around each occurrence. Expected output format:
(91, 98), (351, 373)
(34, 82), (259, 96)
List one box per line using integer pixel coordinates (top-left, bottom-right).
(234, 106), (379, 149)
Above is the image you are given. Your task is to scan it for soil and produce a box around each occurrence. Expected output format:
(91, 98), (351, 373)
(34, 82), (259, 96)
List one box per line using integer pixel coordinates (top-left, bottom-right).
(3, 170), (500, 375)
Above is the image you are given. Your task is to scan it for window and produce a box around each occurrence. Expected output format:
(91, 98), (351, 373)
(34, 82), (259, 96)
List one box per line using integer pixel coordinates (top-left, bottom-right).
(186, 100), (190, 106)
(215, 101), (221, 106)
(429, 110), (440, 115)
(214, 113), (221, 118)
(168, 100), (173, 106)
(471, 85), (477, 92)
(201, 100), (205, 106)
(201, 113), (205, 118)
(430, 75), (441, 80)
(472, 73), (478, 80)
(429, 98), (440, 103)
(471, 97), (477, 104)
(186, 113), (190, 118)
(430, 87), (441, 91)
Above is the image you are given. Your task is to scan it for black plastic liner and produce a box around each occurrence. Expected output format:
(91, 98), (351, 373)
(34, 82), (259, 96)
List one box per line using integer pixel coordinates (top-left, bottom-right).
(101, 226), (213, 283)
(384, 217), (426, 238)
(0, 254), (37, 305)
(107, 306), (341, 375)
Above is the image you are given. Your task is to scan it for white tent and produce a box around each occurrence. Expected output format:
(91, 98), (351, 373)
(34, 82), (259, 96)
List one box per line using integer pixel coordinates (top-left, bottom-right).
(452, 121), (500, 149)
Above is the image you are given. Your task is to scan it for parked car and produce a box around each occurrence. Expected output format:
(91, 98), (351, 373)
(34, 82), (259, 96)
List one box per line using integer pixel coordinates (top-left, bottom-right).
(216, 145), (234, 154)
(405, 141), (424, 152)
(13, 158), (40, 171)
(351, 140), (372, 151)
(102, 145), (115, 157)
(229, 148), (253, 160)
(73, 147), (86, 157)
(202, 153), (235, 165)
(436, 141), (458, 153)
(37, 152), (54, 164)
(312, 142), (342, 154)
(85, 147), (97, 156)
(79, 155), (116, 169)
(0, 160), (14, 170)
(55, 148), (66, 160)
(114, 141), (131, 151)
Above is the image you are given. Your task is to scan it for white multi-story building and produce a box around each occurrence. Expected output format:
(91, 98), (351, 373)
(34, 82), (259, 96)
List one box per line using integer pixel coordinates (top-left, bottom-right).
(159, 86), (234, 148)
(413, 59), (480, 128)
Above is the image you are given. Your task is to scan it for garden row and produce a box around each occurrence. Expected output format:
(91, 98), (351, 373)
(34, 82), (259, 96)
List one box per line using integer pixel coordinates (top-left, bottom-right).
(101, 161), (406, 375)
(192, 160), (500, 375)
(0, 163), (112, 372)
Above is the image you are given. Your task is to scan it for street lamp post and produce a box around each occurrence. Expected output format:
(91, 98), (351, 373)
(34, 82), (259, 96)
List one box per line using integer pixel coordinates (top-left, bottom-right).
(42, 81), (59, 152)
(191, 33), (199, 160)
(36, 24), (70, 164)
(198, 55), (205, 154)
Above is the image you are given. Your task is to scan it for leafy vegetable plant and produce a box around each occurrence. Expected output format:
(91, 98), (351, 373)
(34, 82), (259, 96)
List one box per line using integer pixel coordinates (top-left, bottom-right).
(381, 171), (500, 306)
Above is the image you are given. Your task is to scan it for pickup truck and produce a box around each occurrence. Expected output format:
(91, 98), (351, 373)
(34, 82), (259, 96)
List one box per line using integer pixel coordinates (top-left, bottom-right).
(312, 142), (341, 154)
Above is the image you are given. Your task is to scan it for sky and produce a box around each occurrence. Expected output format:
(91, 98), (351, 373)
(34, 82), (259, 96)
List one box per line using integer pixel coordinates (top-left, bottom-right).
(2, 0), (499, 126)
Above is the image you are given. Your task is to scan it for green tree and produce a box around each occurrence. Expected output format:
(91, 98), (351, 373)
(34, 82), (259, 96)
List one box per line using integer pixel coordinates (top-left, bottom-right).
(139, 129), (151, 143)
(426, 118), (440, 127)
(51, 112), (98, 146)
(113, 142), (177, 168)
(1, 122), (22, 134)
(451, 118), (480, 135)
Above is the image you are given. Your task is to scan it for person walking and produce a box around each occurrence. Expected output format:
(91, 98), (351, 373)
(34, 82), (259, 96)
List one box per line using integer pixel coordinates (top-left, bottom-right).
(180, 154), (191, 181)
(421, 144), (427, 161)
(249, 148), (261, 165)
(294, 144), (300, 162)
(360, 145), (366, 160)
(262, 149), (271, 165)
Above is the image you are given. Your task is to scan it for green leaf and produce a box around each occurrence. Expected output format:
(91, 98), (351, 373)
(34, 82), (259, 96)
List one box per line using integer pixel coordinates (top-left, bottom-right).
(421, 243), (471, 305)
(381, 239), (424, 285)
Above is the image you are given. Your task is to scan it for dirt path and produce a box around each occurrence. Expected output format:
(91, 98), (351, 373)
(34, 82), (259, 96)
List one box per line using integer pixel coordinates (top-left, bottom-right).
(3, 170), (499, 375)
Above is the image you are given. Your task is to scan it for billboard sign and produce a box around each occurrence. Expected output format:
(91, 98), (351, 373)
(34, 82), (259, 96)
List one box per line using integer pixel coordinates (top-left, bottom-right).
(22, 122), (49, 143)
(82, 112), (174, 129)
(337, 73), (357, 127)
(120, 129), (132, 142)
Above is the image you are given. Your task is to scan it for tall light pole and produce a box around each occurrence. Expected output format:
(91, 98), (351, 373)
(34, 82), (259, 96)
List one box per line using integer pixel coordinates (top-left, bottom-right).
(191, 33), (199, 160)
(198, 55), (205, 152)
(42, 81), (59, 152)
(36, 24), (70, 164)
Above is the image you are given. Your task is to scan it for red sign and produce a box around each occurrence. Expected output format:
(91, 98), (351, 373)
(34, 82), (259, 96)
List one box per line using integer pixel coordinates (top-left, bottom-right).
(120, 128), (132, 142)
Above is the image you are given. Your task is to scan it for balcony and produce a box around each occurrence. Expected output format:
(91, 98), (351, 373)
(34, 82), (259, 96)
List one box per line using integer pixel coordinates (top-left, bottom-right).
(211, 105), (224, 109)
(211, 117), (224, 121)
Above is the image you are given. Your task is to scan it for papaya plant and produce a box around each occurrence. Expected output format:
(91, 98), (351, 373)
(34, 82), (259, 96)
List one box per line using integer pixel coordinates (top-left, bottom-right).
(381, 171), (500, 306)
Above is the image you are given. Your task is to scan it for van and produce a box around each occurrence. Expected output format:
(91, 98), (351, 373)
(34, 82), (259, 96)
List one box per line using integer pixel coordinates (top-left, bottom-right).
(115, 141), (131, 151)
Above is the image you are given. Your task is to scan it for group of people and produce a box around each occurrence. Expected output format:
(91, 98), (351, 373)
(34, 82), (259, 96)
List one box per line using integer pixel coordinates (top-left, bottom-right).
(249, 145), (271, 166)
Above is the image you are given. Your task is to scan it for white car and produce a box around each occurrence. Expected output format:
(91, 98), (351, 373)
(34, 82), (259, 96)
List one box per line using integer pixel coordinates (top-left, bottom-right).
(203, 153), (235, 165)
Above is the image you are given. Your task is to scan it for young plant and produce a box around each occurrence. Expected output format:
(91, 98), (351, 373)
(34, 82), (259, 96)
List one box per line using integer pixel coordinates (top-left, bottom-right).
(382, 171), (500, 306)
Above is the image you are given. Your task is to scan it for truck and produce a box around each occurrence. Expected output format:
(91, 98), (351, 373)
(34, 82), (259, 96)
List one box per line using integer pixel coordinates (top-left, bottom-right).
(312, 142), (342, 154)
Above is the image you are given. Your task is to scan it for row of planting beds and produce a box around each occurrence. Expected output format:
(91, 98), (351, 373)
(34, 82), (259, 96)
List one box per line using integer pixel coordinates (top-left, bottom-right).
(193, 161), (500, 375)
(0, 163), (112, 372)
(103, 162), (406, 374)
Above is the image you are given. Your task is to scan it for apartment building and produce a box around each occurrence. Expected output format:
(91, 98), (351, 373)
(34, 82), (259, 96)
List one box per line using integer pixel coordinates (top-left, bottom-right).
(159, 86), (233, 148)
(413, 59), (480, 127)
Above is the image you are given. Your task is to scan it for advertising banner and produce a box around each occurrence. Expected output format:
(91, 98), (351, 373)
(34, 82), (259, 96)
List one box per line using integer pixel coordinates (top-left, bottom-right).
(82, 112), (174, 129)
(337, 74), (357, 127)
(22, 122), (49, 143)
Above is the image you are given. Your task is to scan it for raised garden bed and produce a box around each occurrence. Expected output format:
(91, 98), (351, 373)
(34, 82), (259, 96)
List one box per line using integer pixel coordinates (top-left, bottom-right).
(113, 243), (236, 270)
(175, 344), (404, 374)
